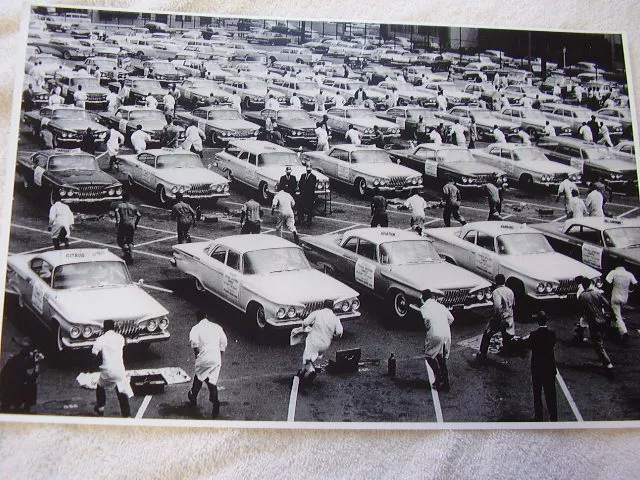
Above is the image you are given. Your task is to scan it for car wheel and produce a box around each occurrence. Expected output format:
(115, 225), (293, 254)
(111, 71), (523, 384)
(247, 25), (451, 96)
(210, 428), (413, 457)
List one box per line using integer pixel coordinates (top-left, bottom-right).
(63, 50), (72, 60)
(54, 323), (64, 353)
(519, 174), (534, 190)
(242, 97), (251, 110)
(156, 185), (168, 207)
(247, 302), (269, 341)
(194, 277), (206, 293)
(49, 189), (57, 207)
(51, 135), (59, 149)
(295, 58), (304, 64)
(222, 168), (233, 181)
(137, 51), (145, 59)
(34, 47), (41, 54)
(30, 124), (40, 138)
(354, 177), (367, 197)
(208, 131), (220, 147)
(526, 127), (537, 141)
(258, 181), (270, 203)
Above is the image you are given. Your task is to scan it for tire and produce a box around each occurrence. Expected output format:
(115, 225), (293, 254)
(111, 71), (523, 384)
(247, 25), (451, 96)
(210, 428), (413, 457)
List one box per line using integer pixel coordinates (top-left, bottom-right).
(506, 278), (528, 323)
(62, 50), (71, 60)
(519, 174), (534, 190)
(526, 127), (537, 142)
(22, 174), (31, 191)
(208, 131), (220, 147)
(246, 302), (269, 341)
(354, 177), (367, 197)
(242, 97), (251, 110)
(258, 181), (270, 203)
(49, 189), (57, 207)
(51, 135), (59, 149)
(34, 47), (41, 54)
(222, 168), (233, 181)
(194, 277), (206, 293)
(296, 58), (304, 64)
(384, 289), (410, 328)
(156, 185), (168, 207)
(137, 51), (145, 59)
(30, 124), (40, 138)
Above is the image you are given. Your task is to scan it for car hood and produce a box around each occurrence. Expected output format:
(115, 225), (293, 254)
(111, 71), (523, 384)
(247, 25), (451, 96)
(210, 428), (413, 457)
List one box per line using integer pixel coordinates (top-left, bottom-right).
(190, 87), (228, 98)
(156, 167), (228, 185)
(517, 159), (578, 175)
(595, 157), (638, 173)
(346, 116), (397, 128)
(477, 116), (519, 129)
(352, 162), (418, 178)
(245, 268), (358, 304)
(277, 118), (316, 130)
(446, 161), (506, 176)
(128, 119), (168, 131)
(51, 284), (168, 325)
(501, 252), (599, 281)
(209, 119), (259, 131)
(53, 119), (108, 133)
(49, 169), (119, 186)
(608, 247), (640, 265)
(383, 261), (490, 291)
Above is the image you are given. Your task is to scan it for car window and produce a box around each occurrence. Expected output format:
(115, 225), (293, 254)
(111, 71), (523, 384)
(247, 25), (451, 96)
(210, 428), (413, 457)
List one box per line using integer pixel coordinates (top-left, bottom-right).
(498, 149), (512, 160)
(463, 230), (477, 243)
(238, 151), (250, 162)
(210, 245), (227, 263)
(193, 109), (207, 119)
(342, 237), (358, 252)
(413, 148), (436, 161)
(137, 152), (155, 166)
(555, 145), (575, 156)
(226, 250), (241, 270)
(357, 239), (377, 260)
(248, 154), (258, 166)
(225, 146), (241, 157)
(30, 258), (53, 283)
(566, 225), (603, 245)
(476, 232), (495, 251)
(330, 149), (349, 162)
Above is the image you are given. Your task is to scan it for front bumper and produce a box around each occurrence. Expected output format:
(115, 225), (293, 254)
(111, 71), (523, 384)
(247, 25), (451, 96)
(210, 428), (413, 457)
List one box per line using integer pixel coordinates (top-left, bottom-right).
(61, 329), (170, 349)
(267, 310), (360, 328)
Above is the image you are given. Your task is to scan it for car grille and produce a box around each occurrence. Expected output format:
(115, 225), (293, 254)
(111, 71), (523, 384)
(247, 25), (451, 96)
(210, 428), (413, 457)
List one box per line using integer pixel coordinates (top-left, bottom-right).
(549, 174), (566, 183)
(188, 183), (219, 197)
(86, 93), (106, 102)
(441, 288), (470, 307)
(76, 185), (107, 199)
(557, 278), (579, 295)
(387, 176), (407, 187)
(115, 319), (144, 337)
(301, 300), (325, 318)
(229, 129), (256, 138)
(471, 174), (493, 184)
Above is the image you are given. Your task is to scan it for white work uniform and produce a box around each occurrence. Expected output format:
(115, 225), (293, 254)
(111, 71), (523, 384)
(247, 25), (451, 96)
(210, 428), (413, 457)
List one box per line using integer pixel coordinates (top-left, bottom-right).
(106, 128), (125, 157)
(420, 298), (454, 359)
(493, 285), (515, 336)
(333, 93), (345, 107)
(92, 330), (133, 397)
(48, 94), (64, 106)
(521, 97), (533, 108)
(106, 91), (119, 113)
(579, 124), (593, 142)
(163, 93), (175, 116)
(272, 190), (296, 234)
(452, 124), (466, 146)
(265, 97), (280, 111)
(493, 128), (506, 144)
(568, 196), (587, 219)
(189, 319), (228, 383)
(585, 189), (604, 217)
(429, 130), (443, 144)
(182, 125), (205, 152)
(289, 95), (302, 109)
(314, 92), (326, 112)
(557, 178), (579, 214)
(315, 127), (329, 151)
(436, 95), (447, 111)
(404, 194), (428, 229)
(543, 124), (556, 136)
(345, 128), (361, 145)
(73, 90), (87, 109)
(517, 130), (532, 145)
(131, 129), (151, 154)
(302, 308), (343, 364)
(145, 95), (158, 109)
(48, 201), (74, 240)
(606, 266), (637, 335)
(230, 94), (242, 113)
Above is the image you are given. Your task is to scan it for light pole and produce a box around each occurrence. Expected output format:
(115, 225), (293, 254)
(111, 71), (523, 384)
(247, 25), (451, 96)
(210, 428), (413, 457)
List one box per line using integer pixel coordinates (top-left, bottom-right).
(562, 47), (567, 69)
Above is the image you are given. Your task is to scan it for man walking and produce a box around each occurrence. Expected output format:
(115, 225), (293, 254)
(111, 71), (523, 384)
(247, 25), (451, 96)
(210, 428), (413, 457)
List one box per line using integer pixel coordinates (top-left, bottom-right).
(577, 277), (614, 375)
(188, 311), (228, 419)
(106, 127), (125, 171)
(92, 320), (133, 418)
(162, 120), (182, 148)
(522, 311), (557, 422)
(420, 290), (454, 392)
(370, 189), (388, 227)
(403, 192), (428, 235)
(485, 176), (504, 221)
(585, 184), (605, 217)
(315, 121), (330, 152)
(240, 196), (262, 234)
(442, 179), (466, 227)
(556, 177), (580, 217)
(296, 299), (343, 388)
(48, 192), (74, 250)
(297, 163), (317, 224)
(130, 125), (151, 154)
(182, 124), (206, 157)
(171, 192), (196, 244)
(272, 184), (298, 244)
(114, 191), (142, 265)
(81, 128), (97, 155)
(162, 92), (175, 122)
(477, 274), (516, 362)
(605, 260), (637, 342)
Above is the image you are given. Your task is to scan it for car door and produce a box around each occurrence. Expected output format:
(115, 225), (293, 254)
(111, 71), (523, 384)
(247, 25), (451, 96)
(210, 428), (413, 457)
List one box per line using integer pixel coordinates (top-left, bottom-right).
(220, 249), (242, 305)
(353, 238), (381, 295)
(134, 152), (156, 190)
(24, 258), (54, 320)
(474, 231), (499, 278)
(202, 245), (227, 293)
(562, 224), (604, 269)
(324, 147), (348, 182)
(335, 236), (360, 280)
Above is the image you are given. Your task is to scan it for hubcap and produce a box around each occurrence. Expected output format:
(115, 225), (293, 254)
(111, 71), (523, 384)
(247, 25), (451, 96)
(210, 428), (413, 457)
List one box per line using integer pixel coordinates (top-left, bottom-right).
(256, 306), (267, 329)
(395, 293), (408, 316)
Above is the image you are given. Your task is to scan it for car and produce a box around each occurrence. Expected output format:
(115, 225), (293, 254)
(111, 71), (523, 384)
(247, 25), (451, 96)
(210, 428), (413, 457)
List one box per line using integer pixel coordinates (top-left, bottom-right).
(462, 82), (497, 105)
(614, 140), (635, 157)
(107, 77), (168, 106)
(269, 77), (334, 111)
(375, 106), (456, 139)
(596, 107), (633, 139)
(132, 60), (187, 87)
(494, 106), (572, 139)
(214, 140), (330, 202)
(24, 54), (70, 80)
(124, 37), (181, 60)
(369, 81), (437, 108)
(267, 46), (322, 65)
(299, 227), (493, 323)
(242, 108), (317, 147)
(423, 221), (602, 313)
(171, 234), (360, 335)
(537, 136), (638, 189)
(24, 105), (108, 147)
(247, 31), (291, 46)
(531, 217), (640, 279)
(44, 12), (91, 33)
(51, 72), (109, 109)
(539, 103), (623, 138)
(501, 85), (560, 104)
(309, 106), (401, 143)
(82, 57), (128, 83)
(421, 82), (478, 108)
(175, 106), (259, 146)
(22, 75), (50, 108)
(175, 78), (231, 108)
(172, 59), (234, 82)
(303, 144), (423, 197)
(220, 76), (286, 111)
(471, 144), (581, 189)
(6, 248), (170, 352)
(504, 70), (536, 85)
(320, 78), (385, 105)
(97, 106), (178, 145)
(388, 143), (507, 189)
(435, 106), (520, 141)
(267, 61), (314, 79)
(17, 148), (122, 206)
(115, 148), (230, 206)
(31, 36), (92, 60)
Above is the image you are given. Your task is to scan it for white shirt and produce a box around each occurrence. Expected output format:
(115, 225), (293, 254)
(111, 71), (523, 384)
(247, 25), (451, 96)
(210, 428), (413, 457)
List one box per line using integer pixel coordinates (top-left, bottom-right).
(420, 298), (454, 359)
(230, 94), (241, 112)
(452, 124), (466, 145)
(290, 95), (302, 109)
(579, 124), (593, 142)
(557, 178), (579, 199)
(131, 129), (151, 153)
(73, 90), (87, 106)
(106, 91), (119, 110)
(48, 201), (74, 238)
(302, 308), (343, 363)
(333, 93), (345, 107)
(606, 267), (637, 304)
(345, 128), (361, 145)
(568, 196), (587, 219)
(492, 285), (515, 333)
(189, 319), (228, 383)
(517, 130), (531, 145)
(521, 97), (533, 108)
(404, 194), (428, 218)
(272, 190), (295, 216)
(145, 95), (158, 109)
(106, 129), (125, 156)
(265, 97), (280, 110)
(436, 95), (447, 111)
(585, 189), (604, 217)
(315, 126), (329, 147)
(91, 330), (132, 396)
(493, 128), (506, 144)
(163, 93), (175, 112)
(429, 130), (442, 144)
(182, 125), (205, 152)
(543, 124), (556, 136)
(48, 94), (64, 106)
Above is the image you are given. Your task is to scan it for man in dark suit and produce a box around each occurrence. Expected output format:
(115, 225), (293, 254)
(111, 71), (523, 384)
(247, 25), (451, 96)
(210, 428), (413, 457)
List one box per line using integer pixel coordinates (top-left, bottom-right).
(278, 166), (297, 197)
(297, 163), (317, 224)
(522, 311), (557, 422)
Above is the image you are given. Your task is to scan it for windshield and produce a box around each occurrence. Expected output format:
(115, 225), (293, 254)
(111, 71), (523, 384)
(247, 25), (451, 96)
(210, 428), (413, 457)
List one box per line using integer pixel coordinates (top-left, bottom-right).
(190, 79), (215, 89)
(156, 154), (203, 168)
(244, 81), (265, 90)
(496, 233), (553, 255)
(297, 81), (318, 90)
(351, 150), (391, 164)
(52, 261), (131, 289)
(51, 110), (91, 120)
(604, 227), (640, 248)
(407, 109), (432, 119)
(471, 110), (495, 120)
(379, 240), (441, 265)
(344, 83), (364, 91)
(48, 155), (97, 171)
(93, 60), (118, 69)
(277, 110), (309, 122)
(151, 63), (177, 74)
(210, 110), (243, 121)
(583, 146), (610, 160)
(258, 152), (300, 167)
(129, 110), (166, 121)
(243, 247), (310, 274)
(346, 109), (374, 119)
(522, 110), (546, 121)
(132, 79), (162, 90)
(72, 78), (100, 89)
(438, 149), (474, 163)
(513, 149), (549, 162)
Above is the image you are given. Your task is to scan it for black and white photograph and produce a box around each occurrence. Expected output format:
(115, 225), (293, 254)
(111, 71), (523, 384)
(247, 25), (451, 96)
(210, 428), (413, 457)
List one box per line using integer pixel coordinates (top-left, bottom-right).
(2, 4), (640, 427)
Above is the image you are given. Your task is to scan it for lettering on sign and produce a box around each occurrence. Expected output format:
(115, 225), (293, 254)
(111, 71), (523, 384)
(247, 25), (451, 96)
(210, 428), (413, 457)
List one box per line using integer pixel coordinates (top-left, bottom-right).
(222, 273), (240, 300)
(570, 157), (583, 173)
(475, 250), (495, 277)
(424, 159), (438, 178)
(118, 119), (128, 133)
(354, 258), (375, 290)
(33, 166), (45, 187)
(31, 281), (46, 314)
(581, 243), (603, 269)
(197, 119), (206, 132)
(337, 163), (350, 181)
(501, 159), (515, 175)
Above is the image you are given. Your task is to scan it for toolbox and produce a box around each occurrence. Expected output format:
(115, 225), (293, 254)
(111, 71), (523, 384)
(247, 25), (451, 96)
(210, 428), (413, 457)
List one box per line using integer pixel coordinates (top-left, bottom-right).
(129, 374), (167, 396)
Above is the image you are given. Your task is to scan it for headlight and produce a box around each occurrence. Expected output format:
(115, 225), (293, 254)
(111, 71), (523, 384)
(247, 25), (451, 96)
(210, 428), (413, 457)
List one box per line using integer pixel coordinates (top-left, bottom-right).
(569, 174), (577, 181)
(373, 179), (380, 186)
(223, 184), (230, 192)
(379, 179), (387, 186)
(171, 186), (178, 193)
(215, 184), (223, 192)
(220, 131), (230, 137)
(484, 289), (492, 300)
(502, 176), (508, 184)
(178, 186), (186, 193)
(541, 175), (548, 182)
(364, 128), (373, 134)
(411, 177), (418, 185)
(351, 298), (360, 310)
(82, 326), (93, 338)
(69, 326), (81, 339)
(66, 190), (75, 197)
(340, 300), (350, 312)
(287, 306), (296, 318)
(59, 189), (67, 196)
(108, 188), (115, 195)
(158, 317), (169, 330)
(476, 290), (485, 301)
(276, 307), (286, 319)
(594, 277), (603, 288)
(115, 187), (122, 195)
(545, 282), (554, 293)
(147, 319), (158, 332)
(536, 282), (546, 293)
(210, 183), (217, 190)
(462, 177), (469, 184)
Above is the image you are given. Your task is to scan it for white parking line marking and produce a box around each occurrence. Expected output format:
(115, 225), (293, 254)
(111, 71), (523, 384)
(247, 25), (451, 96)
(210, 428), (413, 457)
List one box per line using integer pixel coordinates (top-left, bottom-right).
(135, 395), (152, 419)
(139, 284), (174, 294)
(10, 240), (82, 255)
(134, 235), (176, 247)
(287, 376), (299, 422)
(424, 360), (443, 423)
(618, 206), (640, 218)
(555, 370), (583, 422)
(552, 215), (567, 223)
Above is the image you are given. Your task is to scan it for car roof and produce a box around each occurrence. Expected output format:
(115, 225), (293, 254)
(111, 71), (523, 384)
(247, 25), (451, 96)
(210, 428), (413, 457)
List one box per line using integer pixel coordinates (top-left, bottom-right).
(343, 227), (426, 245)
(564, 217), (640, 232)
(543, 103), (592, 112)
(212, 234), (299, 254)
(140, 148), (196, 156)
(538, 137), (601, 147)
(330, 144), (380, 153)
(37, 148), (93, 157)
(36, 248), (123, 266)
(463, 221), (538, 237)
(117, 105), (161, 112)
(42, 104), (84, 111)
(485, 143), (539, 152)
(414, 143), (468, 151)
(227, 140), (294, 153)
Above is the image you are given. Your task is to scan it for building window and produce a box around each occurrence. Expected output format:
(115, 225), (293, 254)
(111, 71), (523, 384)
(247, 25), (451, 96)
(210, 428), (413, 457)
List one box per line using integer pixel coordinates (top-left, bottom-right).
(141, 13), (151, 20)
(175, 15), (183, 22)
(184, 15), (192, 22)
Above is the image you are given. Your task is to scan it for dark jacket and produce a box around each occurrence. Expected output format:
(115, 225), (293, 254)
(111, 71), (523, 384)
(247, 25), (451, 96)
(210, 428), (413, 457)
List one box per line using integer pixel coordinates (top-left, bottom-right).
(278, 173), (297, 196)
(298, 171), (317, 199)
(524, 326), (556, 377)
